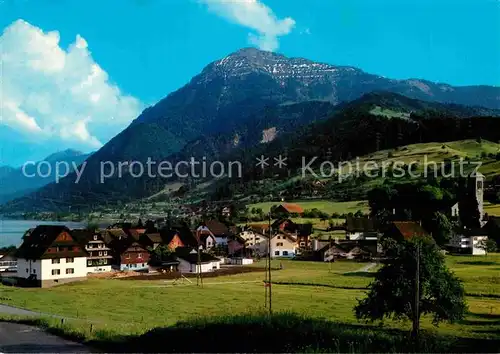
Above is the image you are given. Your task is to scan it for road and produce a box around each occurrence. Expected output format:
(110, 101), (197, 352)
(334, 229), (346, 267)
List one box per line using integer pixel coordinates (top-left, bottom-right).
(344, 262), (377, 274)
(0, 322), (92, 353)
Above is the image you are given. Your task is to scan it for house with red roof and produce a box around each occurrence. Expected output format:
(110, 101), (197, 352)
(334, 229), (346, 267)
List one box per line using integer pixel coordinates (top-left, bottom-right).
(274, 203), (304, 216)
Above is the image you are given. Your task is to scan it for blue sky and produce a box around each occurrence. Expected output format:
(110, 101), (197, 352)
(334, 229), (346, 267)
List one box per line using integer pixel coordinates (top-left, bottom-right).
(0, 0), (499, 166)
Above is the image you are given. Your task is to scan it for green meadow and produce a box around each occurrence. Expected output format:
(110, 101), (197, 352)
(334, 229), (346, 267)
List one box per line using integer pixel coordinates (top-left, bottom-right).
(1, 255), (499, 351)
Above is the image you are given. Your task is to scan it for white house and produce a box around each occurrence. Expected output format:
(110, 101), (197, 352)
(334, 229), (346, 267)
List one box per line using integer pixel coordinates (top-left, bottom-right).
(175, 247), (221, 273)
(449, 230), (488, 256)
(249, 232), (297, 258)
(72, 229), (113, 273)
(14, 225), (88, 287)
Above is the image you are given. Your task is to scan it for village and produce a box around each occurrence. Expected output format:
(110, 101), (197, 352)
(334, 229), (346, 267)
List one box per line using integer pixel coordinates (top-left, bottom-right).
(0, 174), (498, 287)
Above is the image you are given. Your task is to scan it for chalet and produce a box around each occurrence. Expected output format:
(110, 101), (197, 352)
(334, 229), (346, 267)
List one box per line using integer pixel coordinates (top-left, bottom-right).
(104, 228), (150, 271)
(175, 247), (221, 273)
(196, 225), (217, 249)
(72, 229), (113, 273)
(345, 217), (380, 241)
(274, 203), (304, 216)
(204, 220), (234, 245)
(117, 241), (150, 271)
(14, 225), (88, 287)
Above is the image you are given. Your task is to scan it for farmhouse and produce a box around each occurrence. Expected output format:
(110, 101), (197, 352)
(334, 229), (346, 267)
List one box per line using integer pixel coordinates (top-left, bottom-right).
(14, 225), (88, 287)
(274, 203), (304, 216)
(116, 241), (150, 271)
(72, 229), (113, 273)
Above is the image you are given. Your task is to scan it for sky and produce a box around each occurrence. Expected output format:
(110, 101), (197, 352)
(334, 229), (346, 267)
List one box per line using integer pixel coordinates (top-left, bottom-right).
(0, 0), (499, 167)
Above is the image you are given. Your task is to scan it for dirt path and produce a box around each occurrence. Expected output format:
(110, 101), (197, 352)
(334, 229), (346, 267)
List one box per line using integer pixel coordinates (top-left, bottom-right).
(343, 262), (377, 274)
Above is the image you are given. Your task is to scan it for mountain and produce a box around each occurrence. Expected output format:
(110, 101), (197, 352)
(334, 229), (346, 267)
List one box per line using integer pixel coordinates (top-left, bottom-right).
(0, 149), (91, 205)
(3, 48), (500, 211)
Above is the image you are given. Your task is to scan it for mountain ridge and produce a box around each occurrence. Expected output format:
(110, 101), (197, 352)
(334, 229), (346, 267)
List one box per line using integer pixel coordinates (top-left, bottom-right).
(3, 47), (500, 211)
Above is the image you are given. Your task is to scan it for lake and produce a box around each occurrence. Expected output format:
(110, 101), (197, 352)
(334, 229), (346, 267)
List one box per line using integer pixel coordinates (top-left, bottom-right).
(0, 220), (85, 247)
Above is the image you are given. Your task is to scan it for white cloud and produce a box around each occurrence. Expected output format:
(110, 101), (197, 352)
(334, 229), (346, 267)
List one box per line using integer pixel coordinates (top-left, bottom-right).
(200, 0), (295, 51)
(0, 19), (143, 151)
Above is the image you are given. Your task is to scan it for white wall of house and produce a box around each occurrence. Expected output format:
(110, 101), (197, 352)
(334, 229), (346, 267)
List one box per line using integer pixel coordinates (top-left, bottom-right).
(41, 257), (87, 280)
(120, 263), (148, 271)
(87, 265), (112, 273)
(472, 236), (488, 255)
(177, 258), (220, 273)
(15, 258), (41, 279)
(450, 234), (488, 256)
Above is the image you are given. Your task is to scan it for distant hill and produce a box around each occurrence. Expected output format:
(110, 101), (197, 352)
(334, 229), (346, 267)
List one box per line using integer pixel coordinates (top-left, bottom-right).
(0, 149), (91, 205)
(3, 47), (500, 212)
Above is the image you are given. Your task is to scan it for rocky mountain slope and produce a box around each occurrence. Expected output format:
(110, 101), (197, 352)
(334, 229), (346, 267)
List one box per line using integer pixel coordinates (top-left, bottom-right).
(3, 48), (500, 211)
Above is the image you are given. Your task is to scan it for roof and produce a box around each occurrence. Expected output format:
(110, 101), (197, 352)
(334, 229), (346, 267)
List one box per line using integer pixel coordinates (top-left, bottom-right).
(278, 203), (304, 214)
(160, 227), (198, 247)
(127, 229), (146, 241)
(391, 222), (429, 239)
(346, 217), (378, 233)
(144, 233), (162, 244)
(71, 229), (95, 246)
(14, 225), (87, 260)
(204, 220), (232, 236)
(174, 247), (220, 264)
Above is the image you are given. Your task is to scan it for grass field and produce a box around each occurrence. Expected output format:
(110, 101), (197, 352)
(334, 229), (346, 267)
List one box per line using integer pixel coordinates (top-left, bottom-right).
(247, 200), (369, 216)
(485, 202), (500, 216)
(1, 255), (499, 348)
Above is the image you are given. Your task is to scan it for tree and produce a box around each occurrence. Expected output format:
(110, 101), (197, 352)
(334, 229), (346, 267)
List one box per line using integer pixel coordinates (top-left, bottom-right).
(355, 237), (467, 338)
(477, 238), (497, 255)
(423, 212), (453, 246)
(149, 245), (174, 265)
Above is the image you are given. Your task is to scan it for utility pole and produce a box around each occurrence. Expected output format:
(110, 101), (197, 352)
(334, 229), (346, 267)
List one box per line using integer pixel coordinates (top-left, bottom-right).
(413, 240), (420, 339)
(196, 229), (203, 287)
(268, 212), (272, 315)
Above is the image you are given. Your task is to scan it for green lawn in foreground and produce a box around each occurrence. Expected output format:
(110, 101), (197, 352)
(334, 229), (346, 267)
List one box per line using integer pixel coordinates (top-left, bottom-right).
(0, 256), (499, 341)
(247, 200), (369, 215)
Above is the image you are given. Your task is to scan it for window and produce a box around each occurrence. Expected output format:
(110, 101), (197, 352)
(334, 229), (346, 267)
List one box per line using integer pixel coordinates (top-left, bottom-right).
(98, 252), (102, 256)
(283, 251), (289, 256)
(477, 181), (483, 189)
(277, 242), (283, 247)
(300, 242), (305, 247)
(93, 235), (98, 241)
(277, 236), (281, 239)
(66, 257), (74, 263)
(138, 253), (142, 258)
(103, 251), (108, 256)
(51, 269), (61, 275)
(32, 269), (36, 274)
(26, 268), (28, 273)
(87, 260), (92, 266)
(126, 254), (130, 259)
(274, 251), (280, 256)
(66, 268), (74, 274)
(52, 259), (60, 264)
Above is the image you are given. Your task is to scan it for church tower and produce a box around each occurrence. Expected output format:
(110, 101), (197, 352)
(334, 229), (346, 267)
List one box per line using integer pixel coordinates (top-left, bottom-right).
(470, 171), (485, 221)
